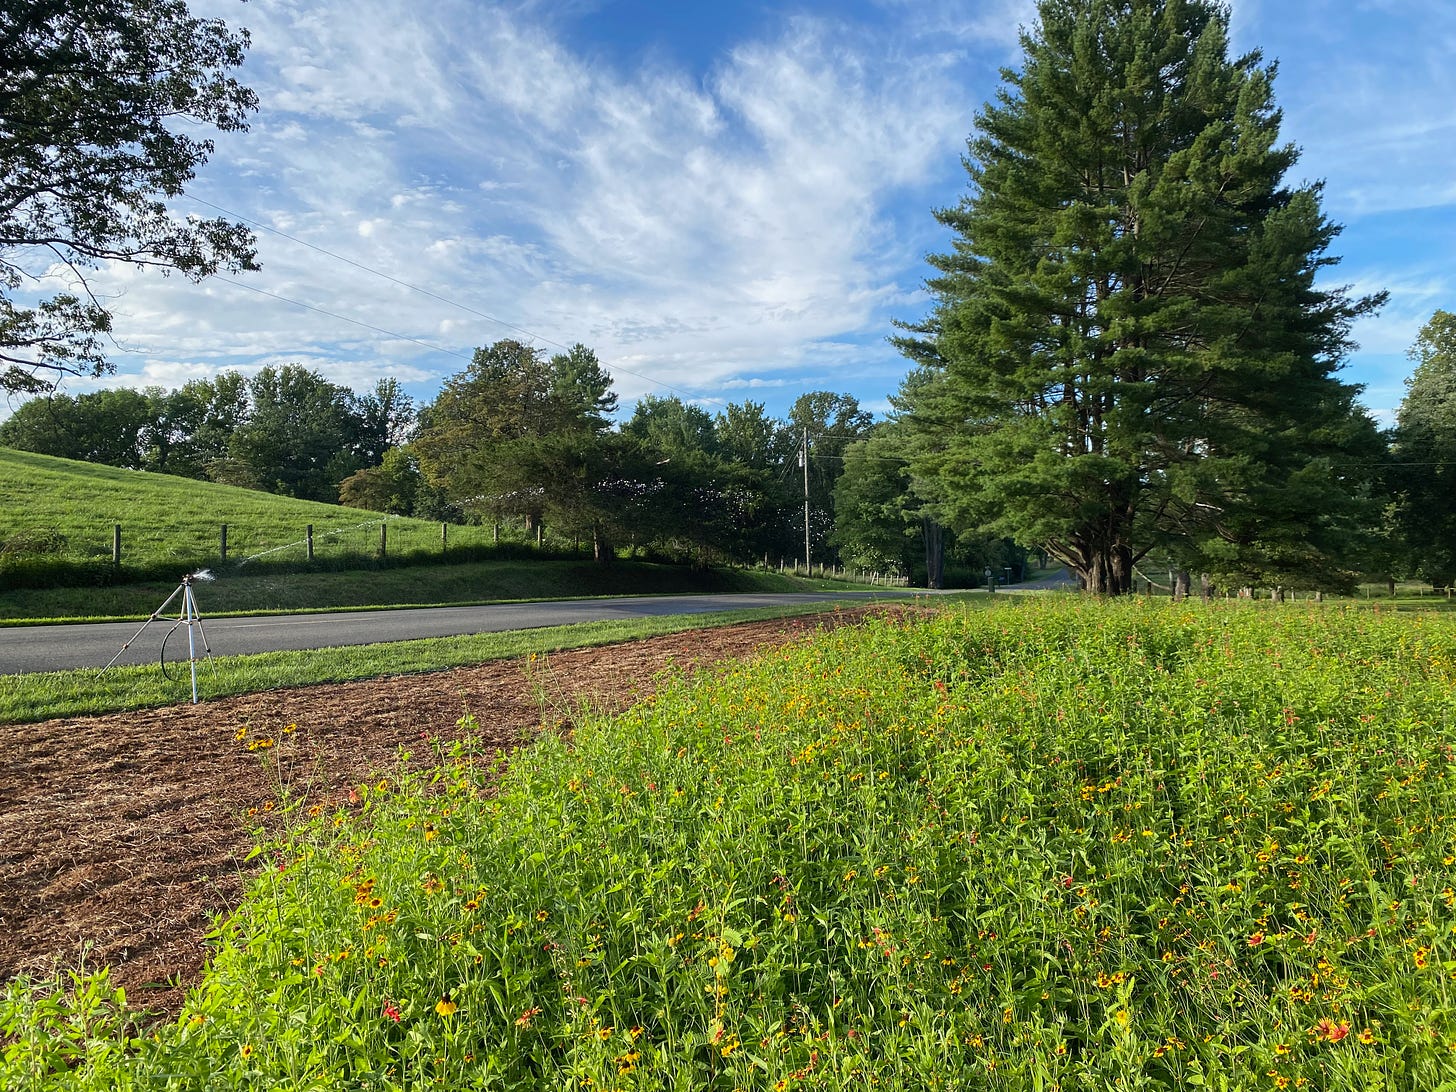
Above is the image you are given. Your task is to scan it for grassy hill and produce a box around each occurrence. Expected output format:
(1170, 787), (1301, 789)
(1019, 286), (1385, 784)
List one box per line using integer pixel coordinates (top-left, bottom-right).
(0, 448), (853, 620)
(0, 447), (506, 583)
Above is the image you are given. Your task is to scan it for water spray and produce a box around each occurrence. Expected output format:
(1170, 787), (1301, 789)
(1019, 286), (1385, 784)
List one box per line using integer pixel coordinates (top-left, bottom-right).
(103, 569), (216, 703)
(235, 517), (393, 567)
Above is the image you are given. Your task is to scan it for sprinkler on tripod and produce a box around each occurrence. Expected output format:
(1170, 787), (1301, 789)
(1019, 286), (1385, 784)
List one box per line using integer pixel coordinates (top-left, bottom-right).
(103, 570), (216, 703)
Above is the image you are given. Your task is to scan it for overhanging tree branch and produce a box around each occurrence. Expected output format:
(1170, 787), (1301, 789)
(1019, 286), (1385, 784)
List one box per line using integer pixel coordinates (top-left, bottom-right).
(0, 0), (258, 393)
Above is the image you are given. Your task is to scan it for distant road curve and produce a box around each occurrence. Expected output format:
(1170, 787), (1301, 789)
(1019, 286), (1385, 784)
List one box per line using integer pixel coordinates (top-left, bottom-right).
(0, 591), (928, 677)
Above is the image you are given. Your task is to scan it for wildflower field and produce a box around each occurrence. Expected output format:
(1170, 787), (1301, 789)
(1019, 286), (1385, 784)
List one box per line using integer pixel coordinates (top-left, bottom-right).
(5, 599), (1456, 1090)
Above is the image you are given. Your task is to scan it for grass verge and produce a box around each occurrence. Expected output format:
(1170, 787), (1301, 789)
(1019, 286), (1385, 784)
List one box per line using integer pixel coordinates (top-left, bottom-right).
(0, 603), (864, 724)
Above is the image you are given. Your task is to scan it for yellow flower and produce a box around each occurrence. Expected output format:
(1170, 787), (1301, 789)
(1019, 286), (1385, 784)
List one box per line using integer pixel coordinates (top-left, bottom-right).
(436, 998), (458, 1017)
(240, 1044), (255, 1058)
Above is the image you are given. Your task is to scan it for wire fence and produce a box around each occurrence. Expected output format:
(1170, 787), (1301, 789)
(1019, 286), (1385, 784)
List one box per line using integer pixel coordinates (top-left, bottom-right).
(0, 518), (524, 590)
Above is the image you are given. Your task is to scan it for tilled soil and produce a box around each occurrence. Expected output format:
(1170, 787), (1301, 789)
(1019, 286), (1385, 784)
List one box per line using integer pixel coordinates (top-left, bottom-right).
(0, 610), (877, 1015)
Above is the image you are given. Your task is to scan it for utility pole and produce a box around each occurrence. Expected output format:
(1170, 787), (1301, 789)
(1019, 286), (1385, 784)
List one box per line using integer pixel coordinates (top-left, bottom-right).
(801, 428), (811, 571)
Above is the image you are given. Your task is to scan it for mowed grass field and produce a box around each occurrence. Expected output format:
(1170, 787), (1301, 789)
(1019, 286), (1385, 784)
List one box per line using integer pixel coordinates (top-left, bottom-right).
(6, 598), (1456, 1089)
(0, 447), (505, 579)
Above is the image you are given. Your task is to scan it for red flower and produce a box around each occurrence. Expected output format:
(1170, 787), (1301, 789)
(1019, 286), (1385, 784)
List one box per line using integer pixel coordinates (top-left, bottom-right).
(1314, 1018), (1349, 1042)
(383, 1003), (401, 1023)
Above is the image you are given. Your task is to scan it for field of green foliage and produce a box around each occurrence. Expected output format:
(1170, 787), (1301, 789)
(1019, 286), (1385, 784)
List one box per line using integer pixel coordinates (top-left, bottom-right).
(6, 599), (1456, 1089)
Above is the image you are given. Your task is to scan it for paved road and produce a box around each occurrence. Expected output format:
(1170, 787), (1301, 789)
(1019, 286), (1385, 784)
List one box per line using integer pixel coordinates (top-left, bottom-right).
(0, 591), (923, 676)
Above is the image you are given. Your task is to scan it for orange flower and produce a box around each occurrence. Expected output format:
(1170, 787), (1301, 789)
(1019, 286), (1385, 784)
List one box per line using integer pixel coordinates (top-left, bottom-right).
(1314, 1018), (1349, 1042)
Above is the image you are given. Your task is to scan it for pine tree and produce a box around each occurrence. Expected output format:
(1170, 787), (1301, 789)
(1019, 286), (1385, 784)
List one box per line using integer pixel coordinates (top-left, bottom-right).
(896, 0), (1383, 594)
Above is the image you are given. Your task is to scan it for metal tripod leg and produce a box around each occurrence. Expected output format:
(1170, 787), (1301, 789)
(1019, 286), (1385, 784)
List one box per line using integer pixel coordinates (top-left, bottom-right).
(102, 582), (186, 671)
(182, 582), (214, 704)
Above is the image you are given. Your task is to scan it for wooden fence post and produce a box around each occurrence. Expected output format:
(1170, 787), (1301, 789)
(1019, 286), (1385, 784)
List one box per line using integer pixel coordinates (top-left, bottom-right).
(112, 523), (121, 565)
(220, 523), (228, 561)
(306, 525), (314, 560)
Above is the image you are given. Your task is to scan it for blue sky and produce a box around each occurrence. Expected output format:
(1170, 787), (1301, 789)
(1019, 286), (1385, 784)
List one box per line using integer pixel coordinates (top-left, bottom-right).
(26, 0), (1456, 425)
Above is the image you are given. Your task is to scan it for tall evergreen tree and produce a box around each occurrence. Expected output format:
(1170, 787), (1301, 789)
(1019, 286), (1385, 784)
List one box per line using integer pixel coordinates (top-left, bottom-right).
(896, 0), (1383, 594)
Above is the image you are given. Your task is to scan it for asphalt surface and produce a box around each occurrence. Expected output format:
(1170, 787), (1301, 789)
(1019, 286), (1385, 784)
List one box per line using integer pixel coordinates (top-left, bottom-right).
(0, 591), (924, 676)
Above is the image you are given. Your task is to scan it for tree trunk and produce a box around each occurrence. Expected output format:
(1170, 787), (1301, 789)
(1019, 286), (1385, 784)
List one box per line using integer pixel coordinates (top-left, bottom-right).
(593, 526), (614, 565)
(1173, 570), (1191, 601)
(922, 518), (944, 590)
(1078, 540), (1134, 595)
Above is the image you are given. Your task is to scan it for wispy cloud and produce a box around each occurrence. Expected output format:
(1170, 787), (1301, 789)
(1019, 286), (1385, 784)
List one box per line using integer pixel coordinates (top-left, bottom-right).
(86, 0), (984, 411)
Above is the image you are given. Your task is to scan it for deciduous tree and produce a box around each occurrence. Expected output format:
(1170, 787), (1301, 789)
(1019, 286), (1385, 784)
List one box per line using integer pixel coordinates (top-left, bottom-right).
(1, 0), (258, 393)
(789, 391), (872, 564)
(1391, 310), (1456, 587)
(228, 365), (366, 501)
(415, 340), (623, 547)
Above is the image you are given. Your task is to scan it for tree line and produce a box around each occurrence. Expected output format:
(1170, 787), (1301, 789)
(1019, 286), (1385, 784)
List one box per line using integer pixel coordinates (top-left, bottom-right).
(0, 367), (412, 502)
(4, 299), (1453, 590)
(0, 343), (1021, 583)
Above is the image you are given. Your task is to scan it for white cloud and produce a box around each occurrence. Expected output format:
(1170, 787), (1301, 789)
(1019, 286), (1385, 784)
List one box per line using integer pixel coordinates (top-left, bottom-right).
(79, 0), (991, 416)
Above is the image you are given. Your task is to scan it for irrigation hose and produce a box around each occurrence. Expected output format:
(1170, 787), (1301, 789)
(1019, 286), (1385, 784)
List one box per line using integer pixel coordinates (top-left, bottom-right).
(159, 620), (185, 681)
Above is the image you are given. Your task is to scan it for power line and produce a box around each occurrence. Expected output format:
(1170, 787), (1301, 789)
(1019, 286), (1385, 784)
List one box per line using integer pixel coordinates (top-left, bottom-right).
(216, 278), (476, 363)
(183, 193), (728, 409)
(186, 194), (549, 346)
